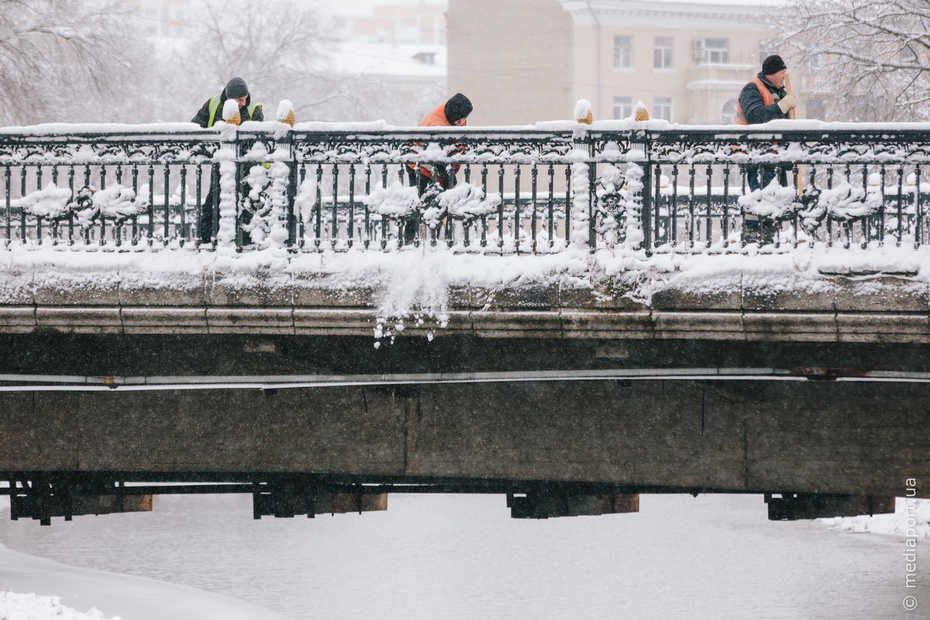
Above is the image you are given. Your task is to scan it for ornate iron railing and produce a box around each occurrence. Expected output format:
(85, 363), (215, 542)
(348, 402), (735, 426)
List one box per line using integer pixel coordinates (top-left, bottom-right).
(2, 123), (929, 253)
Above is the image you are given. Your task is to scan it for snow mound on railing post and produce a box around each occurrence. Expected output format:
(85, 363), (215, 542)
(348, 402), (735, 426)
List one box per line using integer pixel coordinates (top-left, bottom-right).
(621, 162), (645, 251)
(569, 145), (592, 252)
(268, 148), (291, 254)
(214, 134), (238, 253)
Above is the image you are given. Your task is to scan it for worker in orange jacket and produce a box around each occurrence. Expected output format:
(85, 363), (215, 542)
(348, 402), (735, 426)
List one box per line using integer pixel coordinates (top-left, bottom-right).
(403, 93), (473, 244)
(736, 55), (796, 245)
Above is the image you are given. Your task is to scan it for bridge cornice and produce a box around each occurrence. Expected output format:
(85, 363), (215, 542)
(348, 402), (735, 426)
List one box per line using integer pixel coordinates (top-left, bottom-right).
(0, 249), (927, 343)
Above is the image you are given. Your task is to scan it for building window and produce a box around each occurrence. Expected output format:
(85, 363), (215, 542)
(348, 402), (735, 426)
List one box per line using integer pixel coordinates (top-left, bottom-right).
(613, 96), (633, 119)
(614, 36), (633, 70)
(654, 97), (672, 121)
(654, 37), (673, 70)
(694, 38), (729, 64)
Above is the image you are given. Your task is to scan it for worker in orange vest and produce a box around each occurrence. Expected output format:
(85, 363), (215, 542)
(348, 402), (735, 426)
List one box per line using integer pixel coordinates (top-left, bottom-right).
(736, 54), (796, 191)
(407, 93), (472, 190)
(736, 55), (797, 243)
(403, 93), (473, 244)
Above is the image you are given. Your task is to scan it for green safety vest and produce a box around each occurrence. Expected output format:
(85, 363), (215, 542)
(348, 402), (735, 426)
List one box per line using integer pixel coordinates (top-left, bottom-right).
(206, 96), (263, 128)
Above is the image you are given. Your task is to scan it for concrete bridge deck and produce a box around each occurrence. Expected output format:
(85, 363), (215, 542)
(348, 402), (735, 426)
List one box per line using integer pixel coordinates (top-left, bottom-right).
(1, 248), (929, 524)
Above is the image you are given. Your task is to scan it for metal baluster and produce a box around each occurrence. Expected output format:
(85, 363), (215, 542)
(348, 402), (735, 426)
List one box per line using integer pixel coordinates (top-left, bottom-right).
(896, 165), (904, 247)
(298, 164), (307, 250)
(547, 164), (555, 250)
(514, 164), (522, 255)
(331, 164), (339, 249)
(688, 166), (696, 248)
(859, 164), (872, 249)
(480, 164), (488, 247)
(463, 163), (472, 248)
(192, 164), (203, 248)
(51, 166), (60, 245)
(915, 165), (923, 249)
(36, 166), (43, 244)
(363, 164), (371, 250)
(114, 165), (123, 248)
(147, 165), (155, 247)
(652, 164), (668, 248)
(3, 166), (10, 246)
(530, 163), (538, 254)
(68, 166), (75, 246)
(827, 167), (835, 248)
(314, 164), (323, 251)
(654, 164), (662, 248)
(704, 165), (713, 245)
(380, 165), (388, 250)
(670, 164), (679, 249)
(179, 167), (188, 247)
(498, 164), (505, 251)
(348, 163), (356, 249)
(448, 165), (460, 248)
(99, 166), (106, 246)
(19, 167), (26, 243)
(564, 165), (571, 247)
(791, 165), (800, 248)
(722, 165), (730, 248)
(163, 165), (171, 246)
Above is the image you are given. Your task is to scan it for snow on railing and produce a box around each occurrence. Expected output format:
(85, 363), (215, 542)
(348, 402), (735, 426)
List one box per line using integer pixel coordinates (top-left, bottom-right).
(2, 121), (930, 253)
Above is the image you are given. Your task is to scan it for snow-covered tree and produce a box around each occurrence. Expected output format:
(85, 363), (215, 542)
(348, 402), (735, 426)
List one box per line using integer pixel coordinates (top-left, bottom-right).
(182, 0), (363, 122)
(775, 0), (930, 122)
(0, 0), (157, 125)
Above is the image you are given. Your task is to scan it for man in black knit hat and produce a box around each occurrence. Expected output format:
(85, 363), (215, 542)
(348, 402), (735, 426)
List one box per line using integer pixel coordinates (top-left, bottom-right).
(192, 78), (264, 245)
(735, 55), (797, 243)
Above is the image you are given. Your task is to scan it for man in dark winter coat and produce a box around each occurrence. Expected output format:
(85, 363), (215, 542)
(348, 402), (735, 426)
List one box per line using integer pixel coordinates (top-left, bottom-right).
(403, 92), (473, 245)
(736, 55), (797, 243)
(192, 77), (264, 128)
(192, 78), (263, 245)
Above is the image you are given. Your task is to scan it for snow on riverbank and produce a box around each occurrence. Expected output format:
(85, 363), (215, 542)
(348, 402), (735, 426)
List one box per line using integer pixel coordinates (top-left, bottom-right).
(821, 497), (930, 538)
(0, 541), (291, 620)
(0, 591), (121, 620)
(0, 498), (290, 620)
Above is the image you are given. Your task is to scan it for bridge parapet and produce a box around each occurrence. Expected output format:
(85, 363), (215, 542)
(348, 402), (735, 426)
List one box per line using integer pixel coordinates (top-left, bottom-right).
(3, 121), (930, 253)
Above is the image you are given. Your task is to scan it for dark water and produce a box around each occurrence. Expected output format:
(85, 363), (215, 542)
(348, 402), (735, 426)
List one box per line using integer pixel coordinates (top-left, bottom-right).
(1, 493), (926, 619)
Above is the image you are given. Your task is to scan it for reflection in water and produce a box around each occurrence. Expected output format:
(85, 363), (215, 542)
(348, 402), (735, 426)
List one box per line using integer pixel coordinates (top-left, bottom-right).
(1, 493), (925, 619)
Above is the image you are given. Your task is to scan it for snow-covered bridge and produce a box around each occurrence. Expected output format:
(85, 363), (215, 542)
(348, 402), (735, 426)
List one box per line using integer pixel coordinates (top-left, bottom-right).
(2, 120), (930, 524)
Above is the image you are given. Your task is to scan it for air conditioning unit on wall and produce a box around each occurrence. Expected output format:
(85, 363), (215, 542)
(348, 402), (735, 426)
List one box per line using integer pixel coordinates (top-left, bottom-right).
(692, 39), (705, 63)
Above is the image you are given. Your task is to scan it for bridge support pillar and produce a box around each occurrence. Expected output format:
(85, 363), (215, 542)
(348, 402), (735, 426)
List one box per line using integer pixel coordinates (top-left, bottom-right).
(764, 493), (895, 521)
(9, 476), (152, 526)
(252, 481), (388, 519)
(507, 491), (639, 519)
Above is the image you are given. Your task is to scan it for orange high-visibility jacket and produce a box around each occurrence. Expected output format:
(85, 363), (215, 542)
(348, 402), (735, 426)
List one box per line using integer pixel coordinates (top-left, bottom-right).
(735, 77), (776, 125)
(408, 103), (466, 187)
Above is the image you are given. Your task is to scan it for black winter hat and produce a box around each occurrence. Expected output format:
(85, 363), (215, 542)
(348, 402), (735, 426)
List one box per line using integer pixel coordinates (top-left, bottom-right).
(225, 77), (249, 99)
(761, 55), (787, 76)
(444, 93), (473, 123)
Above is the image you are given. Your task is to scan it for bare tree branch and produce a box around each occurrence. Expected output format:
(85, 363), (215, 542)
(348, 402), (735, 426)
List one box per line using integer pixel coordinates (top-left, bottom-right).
(774, 0), (930, 121)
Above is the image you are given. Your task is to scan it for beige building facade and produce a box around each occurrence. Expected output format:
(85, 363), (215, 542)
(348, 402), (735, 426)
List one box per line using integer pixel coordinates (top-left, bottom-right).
(447, 0), (814, 126)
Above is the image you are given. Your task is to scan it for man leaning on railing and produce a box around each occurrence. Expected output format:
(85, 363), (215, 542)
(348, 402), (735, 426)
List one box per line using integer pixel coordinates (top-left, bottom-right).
(192, 77), (264, 246)
(403, 93), (473, 245)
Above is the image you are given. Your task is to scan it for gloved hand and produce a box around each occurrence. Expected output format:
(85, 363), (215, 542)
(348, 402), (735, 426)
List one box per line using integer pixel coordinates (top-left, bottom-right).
(777, 93), (797, 114)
